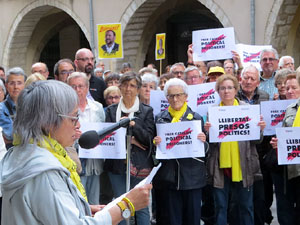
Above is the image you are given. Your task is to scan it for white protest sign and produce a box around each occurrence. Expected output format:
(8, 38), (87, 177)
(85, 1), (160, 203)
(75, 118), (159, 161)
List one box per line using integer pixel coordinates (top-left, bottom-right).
(79, 122), (126, 159)
(156, 120), (204, 159)
(194, 82), (220, 117)
(208, 105), (260, 142)
(150, 89), (197, 117)
(277, 127), (300, 165)
(261, 99), (295, 136)
(192, 27), (235, 61)
(150, 90), (169, 116)
(236, 44), (272, 71)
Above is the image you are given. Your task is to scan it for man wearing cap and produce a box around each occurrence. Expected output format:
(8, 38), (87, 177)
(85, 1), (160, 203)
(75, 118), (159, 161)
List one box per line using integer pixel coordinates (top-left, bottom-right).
(206, 66), (225, 82)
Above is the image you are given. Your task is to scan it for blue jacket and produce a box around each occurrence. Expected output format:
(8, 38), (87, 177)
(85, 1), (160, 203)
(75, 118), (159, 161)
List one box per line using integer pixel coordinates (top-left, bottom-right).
(0, 95), (16, 141)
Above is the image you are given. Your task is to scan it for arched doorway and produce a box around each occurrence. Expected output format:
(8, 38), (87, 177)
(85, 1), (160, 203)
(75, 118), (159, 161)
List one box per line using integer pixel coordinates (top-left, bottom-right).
(120, 0), (227, 73)
(3, 1), (90, 76)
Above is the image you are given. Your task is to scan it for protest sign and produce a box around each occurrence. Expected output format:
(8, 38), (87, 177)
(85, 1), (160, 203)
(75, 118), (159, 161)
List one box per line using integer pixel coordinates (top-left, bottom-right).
(97, 23), (123, 59)
(261, 99), (295, 136)
(150, 90), (169, 116)
(150, 89), (196, 117)
(156, 120), (204, 159)
(79, 122), (126, 159)
(236, 44), (272, 71)
(194, 82), (220, 117)
(208, 105), (260, 142)
(155, 33), (166, 60)
(192, 27), (235, 61)
(277, 127), (300, 165)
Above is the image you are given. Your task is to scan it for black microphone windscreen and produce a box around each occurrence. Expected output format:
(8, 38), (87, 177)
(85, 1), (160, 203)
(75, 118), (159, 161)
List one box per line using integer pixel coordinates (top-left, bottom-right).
(78, 130), (100, 149)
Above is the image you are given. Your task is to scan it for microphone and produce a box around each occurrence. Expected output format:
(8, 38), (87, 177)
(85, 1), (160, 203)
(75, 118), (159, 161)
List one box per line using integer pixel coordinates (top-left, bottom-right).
(78, 117), (134, 149)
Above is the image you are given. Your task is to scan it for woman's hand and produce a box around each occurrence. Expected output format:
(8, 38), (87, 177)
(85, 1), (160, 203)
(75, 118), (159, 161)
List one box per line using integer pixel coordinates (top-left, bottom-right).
(270, 137), (278, 149)
(197, 132), (206, 142)
(204, 122), (211, 133)
(187, 44), (193, 64)
(75, 128), (82, 139)
(125, 184), (152, 211)
(231, 50), (242, 68)
(258, 115), (266, 131)
(153, 136), (162, 145)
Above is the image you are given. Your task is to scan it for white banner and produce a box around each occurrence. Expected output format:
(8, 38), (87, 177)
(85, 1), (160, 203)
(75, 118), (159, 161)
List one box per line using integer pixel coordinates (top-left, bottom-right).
(208, 105), (260, 142)
(156, 120), (204, 159)
(192, 27), (236, 61)
(79, 122), (126, 159)
(261, 99), (295, 136)
(277, 127), (300, 165)
(236, 44), (272, 71)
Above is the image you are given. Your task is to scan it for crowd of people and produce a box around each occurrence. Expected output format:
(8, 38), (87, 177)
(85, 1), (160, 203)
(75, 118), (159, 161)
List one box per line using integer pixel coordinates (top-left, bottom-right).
(0, 45), (299, 225)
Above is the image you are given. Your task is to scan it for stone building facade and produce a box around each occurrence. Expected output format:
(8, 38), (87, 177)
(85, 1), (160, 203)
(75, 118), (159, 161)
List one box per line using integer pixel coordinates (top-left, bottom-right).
(0, 0), (299, 75)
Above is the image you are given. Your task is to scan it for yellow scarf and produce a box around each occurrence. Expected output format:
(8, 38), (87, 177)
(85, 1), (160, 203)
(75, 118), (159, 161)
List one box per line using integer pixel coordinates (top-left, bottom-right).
(219, 99), (243, 182)
(292, 105), (300, 127)
(168, 102), (188, 123)
(13, 136), (88, 201)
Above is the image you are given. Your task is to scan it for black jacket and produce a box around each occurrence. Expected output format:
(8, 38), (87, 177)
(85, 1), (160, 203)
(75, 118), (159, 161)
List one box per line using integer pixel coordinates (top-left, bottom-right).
(153, 106), (207, 190)
(103, 103), (155, 174)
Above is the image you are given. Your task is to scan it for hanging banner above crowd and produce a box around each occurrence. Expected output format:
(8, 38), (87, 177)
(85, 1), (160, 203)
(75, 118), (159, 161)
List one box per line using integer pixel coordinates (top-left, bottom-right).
(192, 27), (236, 61)
(156, 120), (204, 159)
(277, 127), (300, 165)
(261, 99), (295, 136)
(79, 122), (126, 159)
(97, 23), (123, 59)
(236, 44), (272, 71)
(208, 105), (260, 142)
(155, 33), (166, 60)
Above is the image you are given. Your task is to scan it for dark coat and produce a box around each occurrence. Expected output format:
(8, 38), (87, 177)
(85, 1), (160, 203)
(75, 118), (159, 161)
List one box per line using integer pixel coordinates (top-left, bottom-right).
(153, 106), (207, 190)
(103, 103), (155, 174)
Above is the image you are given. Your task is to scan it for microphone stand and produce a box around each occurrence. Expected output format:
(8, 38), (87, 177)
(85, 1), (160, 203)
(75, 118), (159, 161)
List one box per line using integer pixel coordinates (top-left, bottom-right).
(125, 126), (132, 225)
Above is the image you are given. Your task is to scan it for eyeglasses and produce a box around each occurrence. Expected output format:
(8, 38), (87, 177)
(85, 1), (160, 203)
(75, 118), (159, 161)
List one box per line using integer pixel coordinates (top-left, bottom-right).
(60, 70), (74, 76)
(107, 96), (121, 100)
(172, 71), (184, 75)
(167, 93), (186, 99)
(219, 86), (235, 91)
(58, 114), (79, 126)
(7, 81), (24, 86)
(186, 76), (200, 81)
(76, 57), (95, 62)
(262, 58), (277, 63)
(120, 83), (138, 89)
(70, 84), (86, 90)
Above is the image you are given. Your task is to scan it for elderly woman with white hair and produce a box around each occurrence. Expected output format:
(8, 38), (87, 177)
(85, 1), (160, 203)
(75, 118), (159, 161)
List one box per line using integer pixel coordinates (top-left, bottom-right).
(139, 73), (158, 105)
(0, 80), (151, 225)
(153, 78), (207, 225)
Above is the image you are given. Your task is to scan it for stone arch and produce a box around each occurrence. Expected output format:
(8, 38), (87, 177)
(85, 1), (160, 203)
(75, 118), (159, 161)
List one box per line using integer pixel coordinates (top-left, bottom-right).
(265, 0), (300, 57)
(119, 0), (233, 71)
(2, 0), (89, 73)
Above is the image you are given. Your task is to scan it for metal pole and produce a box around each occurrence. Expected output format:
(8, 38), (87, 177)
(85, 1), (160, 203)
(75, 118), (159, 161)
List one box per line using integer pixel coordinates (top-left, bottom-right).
(89, 0), (96, 54)
(125, 128), (132, 225)
(250, 0), (255, 45)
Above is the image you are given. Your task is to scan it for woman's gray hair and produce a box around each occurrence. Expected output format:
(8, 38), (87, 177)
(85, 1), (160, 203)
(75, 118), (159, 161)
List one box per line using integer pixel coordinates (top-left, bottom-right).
(164, 78), (188, 97)
(13, 80), (79, 146)
(67, 72), (89, 87)
(141, 73), (158, 89)
(274, 68), (293, 87)
(0, 79), (6, 95)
